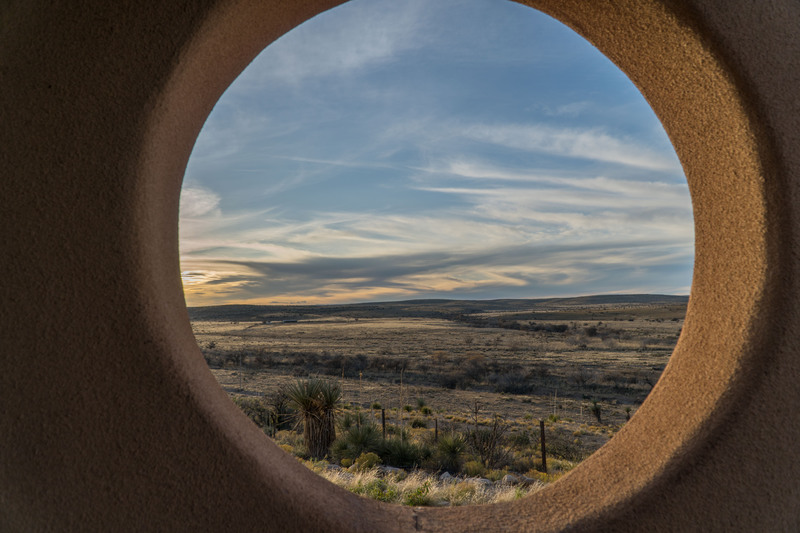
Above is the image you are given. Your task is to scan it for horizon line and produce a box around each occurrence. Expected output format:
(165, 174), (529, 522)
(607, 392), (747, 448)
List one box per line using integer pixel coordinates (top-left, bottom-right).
(186, 292), (690, 308)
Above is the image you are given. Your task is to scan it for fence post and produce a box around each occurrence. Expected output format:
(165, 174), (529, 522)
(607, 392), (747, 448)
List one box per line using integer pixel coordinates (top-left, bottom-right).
(434, 418), (439, 443)
(381, 408), (386, 440)
(540, 419), (547, 474)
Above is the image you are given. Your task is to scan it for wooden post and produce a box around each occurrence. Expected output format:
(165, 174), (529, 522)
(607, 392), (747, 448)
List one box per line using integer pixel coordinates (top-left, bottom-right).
(381, 408), (386, 440)
(434, 418), (439, 443)
(540, 419), (547, 474)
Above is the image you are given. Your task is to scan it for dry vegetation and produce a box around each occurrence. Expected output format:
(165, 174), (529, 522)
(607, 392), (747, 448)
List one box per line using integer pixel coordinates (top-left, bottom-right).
(191, 296), (685, 505)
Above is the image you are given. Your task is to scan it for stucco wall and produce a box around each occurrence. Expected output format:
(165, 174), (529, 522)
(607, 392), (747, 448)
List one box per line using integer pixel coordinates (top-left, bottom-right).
(1, 1), (798, 530)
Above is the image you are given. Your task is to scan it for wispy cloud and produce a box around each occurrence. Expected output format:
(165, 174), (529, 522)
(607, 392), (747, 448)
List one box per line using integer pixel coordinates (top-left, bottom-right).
(542, 101), (593, 117)
(460, 123), (681, 171)
(180, 165), (693, 305)
(179, 186), (221, 218)
(179, 0), (694, 306)
(234, 0), (431, 87)
(181, 239), (692, 305)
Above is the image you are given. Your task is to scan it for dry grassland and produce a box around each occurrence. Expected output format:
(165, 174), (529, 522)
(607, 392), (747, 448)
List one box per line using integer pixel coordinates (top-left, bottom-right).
(193, 300), (684, 460)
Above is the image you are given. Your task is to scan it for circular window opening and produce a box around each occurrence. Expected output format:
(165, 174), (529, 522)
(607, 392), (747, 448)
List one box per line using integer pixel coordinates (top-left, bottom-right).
(179, 0), (692, 505)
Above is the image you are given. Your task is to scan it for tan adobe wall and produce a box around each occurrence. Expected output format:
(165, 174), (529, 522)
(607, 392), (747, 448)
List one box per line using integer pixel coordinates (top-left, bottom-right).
(1, 1), (799, 530)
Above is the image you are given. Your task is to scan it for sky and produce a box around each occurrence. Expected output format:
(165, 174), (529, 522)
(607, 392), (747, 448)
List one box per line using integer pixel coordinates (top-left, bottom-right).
(179, 0), (694, 307)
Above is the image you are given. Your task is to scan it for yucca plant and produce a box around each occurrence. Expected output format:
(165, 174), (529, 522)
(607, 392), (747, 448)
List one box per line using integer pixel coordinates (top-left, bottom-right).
(285, 379), (342, 459)
(378, 437), (429, 469)
(436, 432), (466, 473)
(332, 424), (382, 463)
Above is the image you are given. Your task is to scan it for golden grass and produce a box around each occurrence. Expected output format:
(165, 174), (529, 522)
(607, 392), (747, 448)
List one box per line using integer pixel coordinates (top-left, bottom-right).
(307, 464), (545, 507)
(193, 301), (684, 505)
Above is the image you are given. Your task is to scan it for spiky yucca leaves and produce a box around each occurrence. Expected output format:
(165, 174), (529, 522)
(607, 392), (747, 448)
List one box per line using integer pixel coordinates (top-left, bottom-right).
(286, 379), (342, 459)
(332, 424), (382, 463)
(378, 438), (430, 469)
(436, 432), (466, 473)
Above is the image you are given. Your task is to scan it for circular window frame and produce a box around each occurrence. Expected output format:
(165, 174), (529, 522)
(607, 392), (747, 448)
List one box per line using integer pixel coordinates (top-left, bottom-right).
(143, 1), (778, 529)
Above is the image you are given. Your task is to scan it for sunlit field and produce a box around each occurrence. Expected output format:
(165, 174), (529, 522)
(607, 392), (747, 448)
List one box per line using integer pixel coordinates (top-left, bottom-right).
(193, 295), (684, 505)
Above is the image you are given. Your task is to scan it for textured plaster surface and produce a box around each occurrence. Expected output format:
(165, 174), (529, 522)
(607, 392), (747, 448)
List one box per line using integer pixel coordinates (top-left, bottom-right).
(1, 0), (798, 531)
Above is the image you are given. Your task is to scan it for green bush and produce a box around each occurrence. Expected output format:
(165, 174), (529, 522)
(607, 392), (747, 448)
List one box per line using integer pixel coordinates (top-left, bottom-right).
(331, 424), (382, 463)
(508, 430), (531, 448)
(436, 432), (466, 473)
(543, 427), (589, 462)
(265, 387), (294, 432)
(461, 460), (485, 477)
(379, 438), (428, 469)
(232, 396), (269, 429)
(485, 468), (509, 482)
(386, 426), (411, 441)
(410, 418), (427, 429)
(403, 481), (432, 506)
(353, 479), (398, 503)
(338, 410), (369, 431)
(353, 451), (381, 471)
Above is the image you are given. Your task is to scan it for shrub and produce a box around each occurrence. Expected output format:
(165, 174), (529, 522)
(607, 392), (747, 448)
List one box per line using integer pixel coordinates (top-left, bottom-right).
(265, 387), (294, 431)
(403, 481), (432, 506)
(464, 354), (488, 381)
(379, 438), (427, 469)
(436, 432), (466, 473)
(232, 396), (269, 429)
(508, 430), (531, 448)
(353, 452), (381, 471)
(447, 481), (478, 506)
(544, 428), (589, 462)
(338, 410), (369, 431)
(509, 455), (536, 474)
(590, 400), (602, 424)
(410, 418), (427, 429)
(278, 444), (294, 455)
(461, 460), (485, 477)
(436, 370), (472, 390)
(386, 426), (411, 441)
(253, 349), (274, 368)
(353, 479), (398, 503)
(331, 424), (382, 463)
(467, 416), (511, 469)
(485, 469), (509, 482)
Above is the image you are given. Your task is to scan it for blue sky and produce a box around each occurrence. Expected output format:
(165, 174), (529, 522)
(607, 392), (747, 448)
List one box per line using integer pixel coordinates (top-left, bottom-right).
(179, 0), (693, 306)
